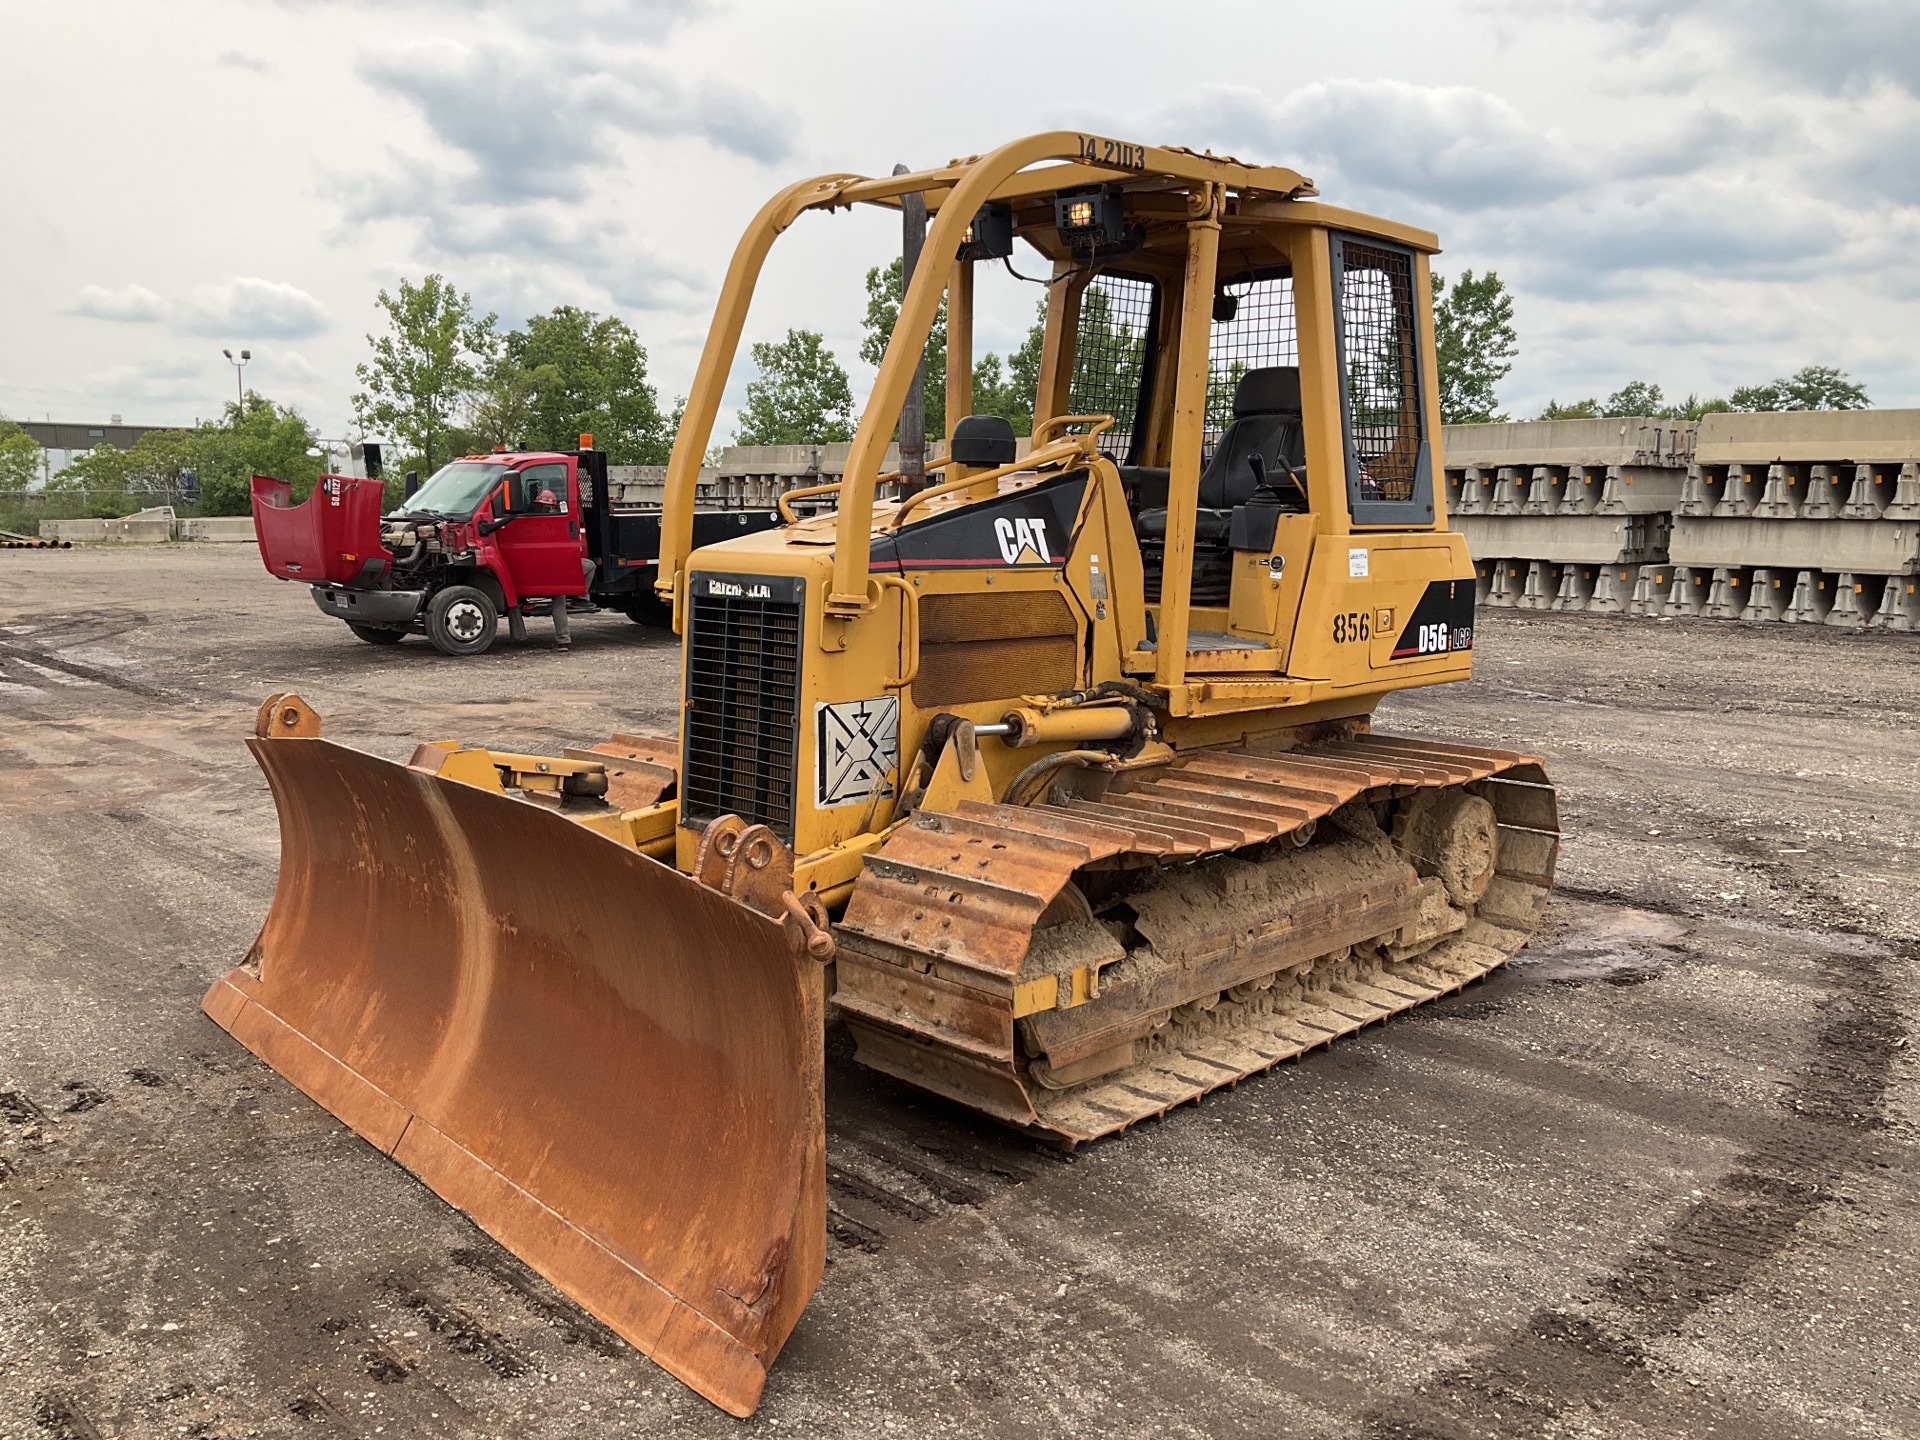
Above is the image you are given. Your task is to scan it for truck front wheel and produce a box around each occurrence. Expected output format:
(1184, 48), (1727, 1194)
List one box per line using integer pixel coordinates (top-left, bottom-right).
(348, 623), (405, 646)
(426, 586), (498, 656)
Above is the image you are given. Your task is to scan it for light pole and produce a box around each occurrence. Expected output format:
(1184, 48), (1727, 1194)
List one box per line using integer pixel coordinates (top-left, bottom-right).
(222, 348), (251, 412)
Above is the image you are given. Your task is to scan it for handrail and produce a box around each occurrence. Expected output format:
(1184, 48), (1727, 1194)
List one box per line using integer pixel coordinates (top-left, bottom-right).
(871, 574), (919, 687)
(775, 481), (845, 523)
(774, 455), (961, 523)
(888, 436), (1095, 530)
(1030, 414), (1117, 447)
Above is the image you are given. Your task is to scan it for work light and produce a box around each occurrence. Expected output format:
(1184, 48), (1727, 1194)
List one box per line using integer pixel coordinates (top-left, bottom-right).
(1054, 186), (1134, 256)
(958, 203), (1014, 262)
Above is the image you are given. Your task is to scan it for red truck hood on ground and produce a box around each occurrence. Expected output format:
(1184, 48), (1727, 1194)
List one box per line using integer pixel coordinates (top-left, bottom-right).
(252, 475), (393, 586)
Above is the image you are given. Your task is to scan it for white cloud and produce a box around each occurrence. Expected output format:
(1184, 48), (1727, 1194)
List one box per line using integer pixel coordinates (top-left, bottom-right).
(276, 0), (710, 43)
(1162, 80), (1585, 212)
(69, 278), (329, 339)
(72, 284), (167, 323)
(178, 278), (330, 338)
(356, 38), (789, 210)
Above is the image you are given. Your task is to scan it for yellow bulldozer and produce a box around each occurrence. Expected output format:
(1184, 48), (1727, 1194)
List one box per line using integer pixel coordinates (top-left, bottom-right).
(205, 133), (1560, 1416)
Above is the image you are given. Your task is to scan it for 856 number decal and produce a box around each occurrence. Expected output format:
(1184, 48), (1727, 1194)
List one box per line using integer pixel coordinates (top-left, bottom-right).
(1332, 611), (1371, 644)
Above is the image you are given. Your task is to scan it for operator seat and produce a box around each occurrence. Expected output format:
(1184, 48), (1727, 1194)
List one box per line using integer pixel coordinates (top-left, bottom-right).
(1197, 366), (1306, 509)
(1135, 365), (1307, 604)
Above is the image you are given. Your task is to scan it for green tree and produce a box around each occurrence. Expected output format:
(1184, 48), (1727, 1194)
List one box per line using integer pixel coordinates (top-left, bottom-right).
(1731, 365), (1870, 412)
(1537, 398), (1601, 420)
(1670, 393), (1733, 420)
(352, 275), (495, 473)
(862, 261), (1048, 440)
(862, 258), (949, 440)
(49, 442), (135, 508)
(45, 395), (322, 516)
(735, 329), (855, 445)
(1068, 283), (1145, 426)
(984, 304), (1047, 435)
(507, 306), (671, 462)
(1602, 380), (1665, 417)
(196, 394), (325, 513)
(1433, 269), (1517, 424)
(469, 351), (538, 453)
(0, 419), (41, 489)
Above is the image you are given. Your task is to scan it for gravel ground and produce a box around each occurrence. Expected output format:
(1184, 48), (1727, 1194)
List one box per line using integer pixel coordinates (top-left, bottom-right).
(0, 544), (1915, 1440)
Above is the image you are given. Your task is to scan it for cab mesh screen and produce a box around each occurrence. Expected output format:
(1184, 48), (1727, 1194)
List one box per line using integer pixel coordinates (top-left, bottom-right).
(1338, 242), (1424, 503)
(1068, 276), (1156, 461)
(1205, 273), (1297, 461)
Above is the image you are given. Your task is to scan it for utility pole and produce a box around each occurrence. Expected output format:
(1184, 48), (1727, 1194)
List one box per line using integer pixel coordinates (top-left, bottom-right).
(894, 162), (927, 491)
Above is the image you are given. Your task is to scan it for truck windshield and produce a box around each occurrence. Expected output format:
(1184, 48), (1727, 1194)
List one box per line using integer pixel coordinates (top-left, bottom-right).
(400, 461), (511, 518)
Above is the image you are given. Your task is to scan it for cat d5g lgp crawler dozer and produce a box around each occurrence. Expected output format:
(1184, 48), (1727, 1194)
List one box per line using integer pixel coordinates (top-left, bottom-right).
(205, 134), (1560, 1416)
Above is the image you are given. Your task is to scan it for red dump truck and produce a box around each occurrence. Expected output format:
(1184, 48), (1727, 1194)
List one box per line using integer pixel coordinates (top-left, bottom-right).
(252, 446), (781, 656)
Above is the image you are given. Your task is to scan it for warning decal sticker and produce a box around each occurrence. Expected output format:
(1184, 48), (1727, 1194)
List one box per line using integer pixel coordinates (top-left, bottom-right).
(816, 696), (900, 809)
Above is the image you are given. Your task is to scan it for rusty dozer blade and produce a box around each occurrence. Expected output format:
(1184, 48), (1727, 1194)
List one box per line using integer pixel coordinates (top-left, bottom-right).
(203, 696), (825, 1417)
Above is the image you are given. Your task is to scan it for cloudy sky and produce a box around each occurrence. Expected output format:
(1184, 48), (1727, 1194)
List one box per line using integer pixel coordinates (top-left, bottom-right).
(5, 0), (1917, 439)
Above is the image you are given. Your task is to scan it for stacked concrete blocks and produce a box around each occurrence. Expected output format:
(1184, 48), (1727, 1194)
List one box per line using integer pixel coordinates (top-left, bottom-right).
(1447, 409), (1920, 633)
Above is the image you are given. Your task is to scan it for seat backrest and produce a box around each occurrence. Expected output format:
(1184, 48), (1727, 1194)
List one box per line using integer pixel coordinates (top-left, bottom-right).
(1196, 366), (1305, 510)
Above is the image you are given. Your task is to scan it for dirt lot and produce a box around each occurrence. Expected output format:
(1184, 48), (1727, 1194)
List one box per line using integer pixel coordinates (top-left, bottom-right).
(1, 544), (1915, 1440)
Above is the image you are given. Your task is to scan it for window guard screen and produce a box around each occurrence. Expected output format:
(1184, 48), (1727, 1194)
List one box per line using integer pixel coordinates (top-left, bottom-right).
(1333, 236), (1434, 523)
(1205, 271), (1297, 462)
(1067, 275), (1157, 463)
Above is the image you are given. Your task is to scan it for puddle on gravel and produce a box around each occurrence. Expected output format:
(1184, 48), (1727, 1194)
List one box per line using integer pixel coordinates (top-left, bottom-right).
(1512, 907), (1690, 987)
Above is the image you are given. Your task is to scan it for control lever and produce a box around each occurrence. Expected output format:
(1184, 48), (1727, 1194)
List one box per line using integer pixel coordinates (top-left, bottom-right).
(1248, 450), (1308, 507)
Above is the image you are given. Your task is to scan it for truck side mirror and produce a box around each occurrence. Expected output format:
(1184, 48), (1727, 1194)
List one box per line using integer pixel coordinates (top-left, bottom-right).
(404, 470), (420, 499)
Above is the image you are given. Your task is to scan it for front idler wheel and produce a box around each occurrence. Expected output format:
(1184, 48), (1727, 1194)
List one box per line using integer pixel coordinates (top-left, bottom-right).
(426, 585), (498, 656)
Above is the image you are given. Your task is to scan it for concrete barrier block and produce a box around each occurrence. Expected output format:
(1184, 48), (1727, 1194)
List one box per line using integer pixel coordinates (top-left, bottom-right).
(1678, 463), (1724, 517)
(1669, 566), (1712, 617)
(1522, 466), (1566, 515)
(1842, 462), (1891, 519)
(1752, 463), (1809, 519)
(1694, 407), (1920, 465)
(1484, 558), (1526, 608)
(1490, 467), (1527, 515)
(1560, 465), (1606, 515)
(1442, 416), (1698, 470)
(175, 516), (257, 542)
(1474, 558), (1497, 606)
(40, 519), (109, 543)
(1887, 462), (1920, 521)
(1668, 516), (1920, 574)
(1750, 569), (1797, 621)
(1627, 564), (1674, 617)
(1785, 570), (1835, 624)
(44, 510), (174, 544)
(1800, 464), (1846, 520)
(1876, 574), (1920, 631)
(1451, 513), (1668, 566)
(1457, 467), (1492, 515)
(1824, 573), (1885, 629)
(1706, 567), (1755, 620)
(1517, 560), (1563, 610)
(1552, 564), (1599, 612)
(1595, 464), (1688, 515)
(1713, 464), (1767, 518)
(1590, 565), (1636, 615)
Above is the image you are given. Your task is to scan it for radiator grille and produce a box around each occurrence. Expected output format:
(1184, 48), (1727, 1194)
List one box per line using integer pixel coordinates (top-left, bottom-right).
(681, 572), (803, 843)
